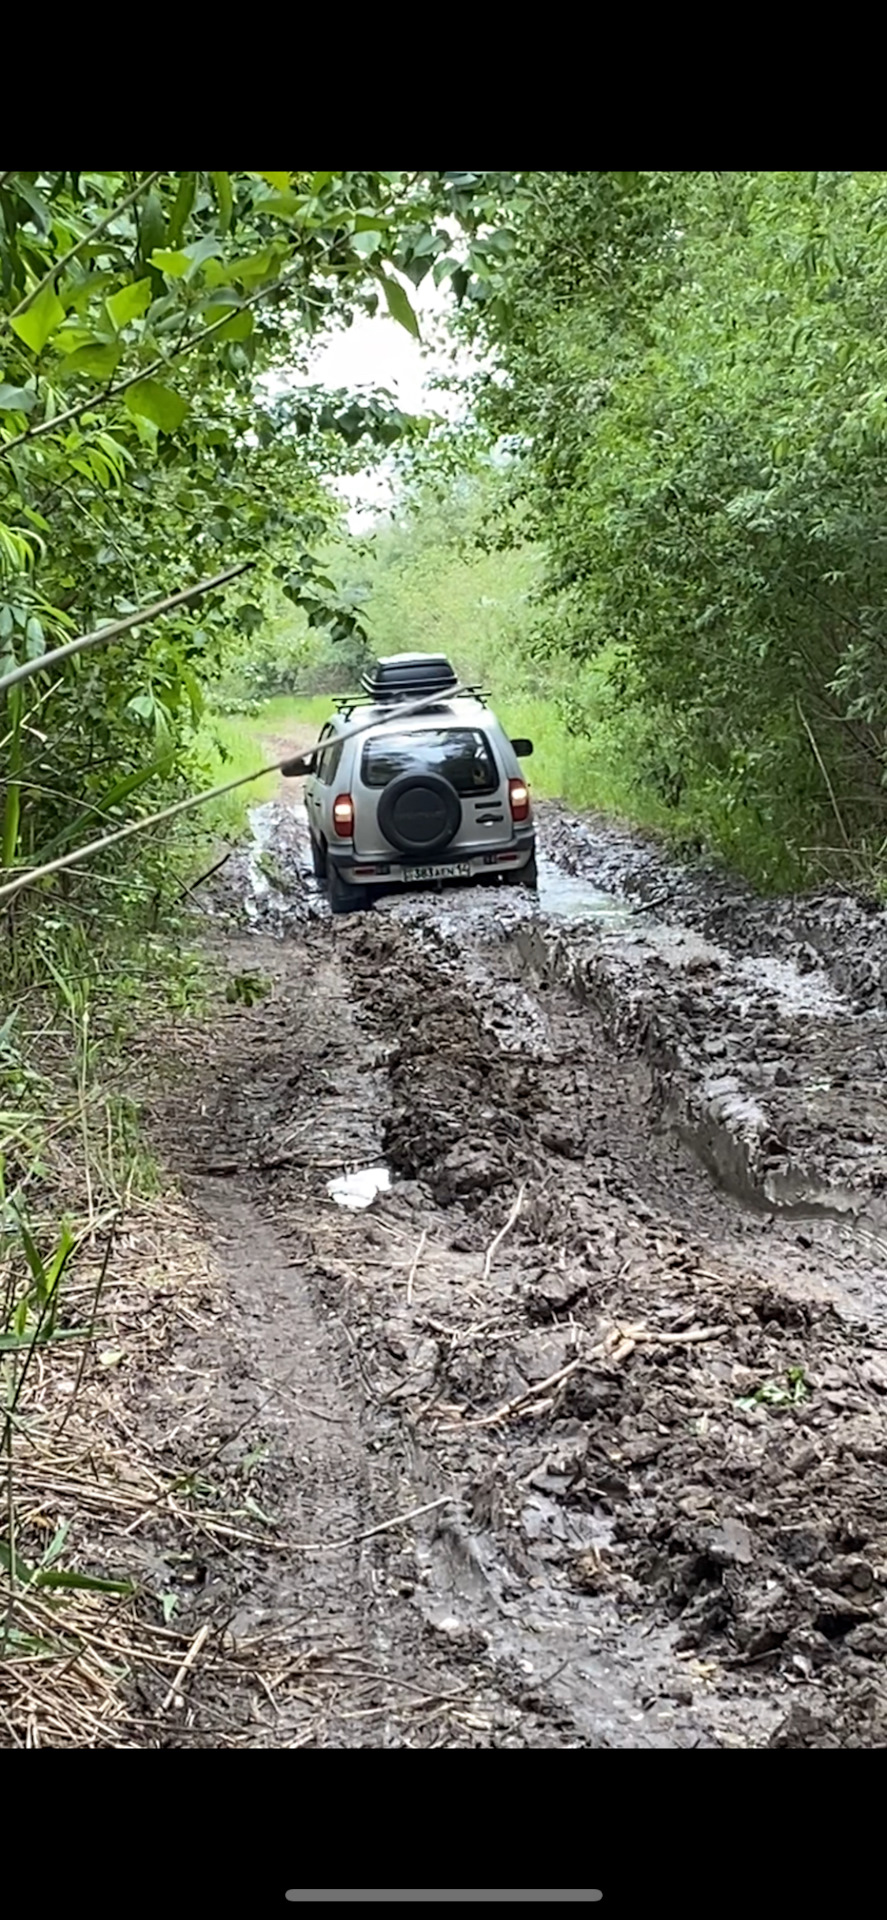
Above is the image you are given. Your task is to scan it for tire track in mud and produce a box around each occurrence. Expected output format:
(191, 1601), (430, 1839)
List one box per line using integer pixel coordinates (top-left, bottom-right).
(150, 791), (887, 1747)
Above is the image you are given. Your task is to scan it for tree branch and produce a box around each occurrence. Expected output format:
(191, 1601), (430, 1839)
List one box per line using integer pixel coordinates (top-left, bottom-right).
(0, 172), (163, 336)
(797, 700), (852, 849)
(0, 684), (470, 904)
(0, 562), (253, 699)
(0, 270), (301, 456)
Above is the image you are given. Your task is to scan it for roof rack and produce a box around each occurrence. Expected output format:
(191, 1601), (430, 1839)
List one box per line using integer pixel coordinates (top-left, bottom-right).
(333, 681), (488, 722)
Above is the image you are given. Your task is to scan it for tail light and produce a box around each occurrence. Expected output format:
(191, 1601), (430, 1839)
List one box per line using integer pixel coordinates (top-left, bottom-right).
(508, 777), (530, 823)
(332, 794), (354, 839)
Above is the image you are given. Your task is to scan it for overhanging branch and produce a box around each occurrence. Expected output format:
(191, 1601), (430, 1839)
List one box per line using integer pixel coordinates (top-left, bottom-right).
(0, 562), (253, 699)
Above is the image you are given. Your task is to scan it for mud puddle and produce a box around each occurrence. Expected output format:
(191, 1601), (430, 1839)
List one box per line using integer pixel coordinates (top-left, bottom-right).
(146, 882), (887, 1748)
(539, 800), (887, 1013)
(134, 746), (887, 1746)
(208, 796), (887, 1260)
(537, 853), (637, 927)
(220, 800), (637, 938)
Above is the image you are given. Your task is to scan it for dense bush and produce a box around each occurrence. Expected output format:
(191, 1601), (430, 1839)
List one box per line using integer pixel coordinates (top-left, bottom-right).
(468, 170), (887, 888)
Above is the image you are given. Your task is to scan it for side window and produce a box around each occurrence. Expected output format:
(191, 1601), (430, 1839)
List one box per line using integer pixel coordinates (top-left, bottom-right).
(321, 739), (344, 787)
(312, 724), (332, 783)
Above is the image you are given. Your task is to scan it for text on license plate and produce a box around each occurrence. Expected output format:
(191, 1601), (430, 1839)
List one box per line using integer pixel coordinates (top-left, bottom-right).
(403, 863), (472, 882)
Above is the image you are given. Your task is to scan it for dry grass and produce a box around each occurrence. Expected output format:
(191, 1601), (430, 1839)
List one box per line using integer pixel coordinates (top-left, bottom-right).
(2, 1175), (468, 1747)
(0, 1189), (292, 1748)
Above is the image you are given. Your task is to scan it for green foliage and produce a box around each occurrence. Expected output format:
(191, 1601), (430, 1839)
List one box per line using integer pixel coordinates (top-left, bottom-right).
(468, 169), (887, 888)
(222, 467), (686, 833)
(0, 168), (523, 909)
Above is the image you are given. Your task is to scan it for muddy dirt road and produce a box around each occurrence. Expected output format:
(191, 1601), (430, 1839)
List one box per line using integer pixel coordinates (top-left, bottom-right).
(144, 746), (887, 1747)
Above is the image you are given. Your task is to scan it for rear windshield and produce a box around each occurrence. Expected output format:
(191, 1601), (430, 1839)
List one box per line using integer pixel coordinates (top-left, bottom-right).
(361, 727), (498, 794)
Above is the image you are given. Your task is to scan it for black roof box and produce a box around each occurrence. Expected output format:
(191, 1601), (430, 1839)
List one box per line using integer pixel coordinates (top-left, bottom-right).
(360, 652), (459, 702)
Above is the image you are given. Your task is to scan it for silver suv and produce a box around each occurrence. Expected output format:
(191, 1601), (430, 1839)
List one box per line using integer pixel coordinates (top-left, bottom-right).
(303, 653), (537, 914)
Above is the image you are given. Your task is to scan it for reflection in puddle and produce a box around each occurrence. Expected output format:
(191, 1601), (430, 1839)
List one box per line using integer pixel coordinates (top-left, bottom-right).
(327, 1165), (391, 1209)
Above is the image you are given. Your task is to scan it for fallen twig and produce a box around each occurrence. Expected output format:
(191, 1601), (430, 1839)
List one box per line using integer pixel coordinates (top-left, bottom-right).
(482, 1183), (527, 1284)
(406, 1230), (427, 1307)
(447, 1322), (728, 1429)
(288, 1493), (456, 1554)
(159, 1622), (212, 1714)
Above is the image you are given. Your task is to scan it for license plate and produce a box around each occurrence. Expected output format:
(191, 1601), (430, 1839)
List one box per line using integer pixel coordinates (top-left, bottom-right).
(403, 862), (473, 883)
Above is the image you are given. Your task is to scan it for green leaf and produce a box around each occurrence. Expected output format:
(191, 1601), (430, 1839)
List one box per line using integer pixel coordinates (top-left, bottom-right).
(253, 195), (300, 222)
(207, 247), (277, 289)
(56, 341), (122, 382)
(210, 171), (233, 233)
(351, 230), (383, 259)
(150, 248), (191, 279)
(10, 283), (66, 355)
(97, 758), (169, 811)
(236, 602), (264, 634)
(244, 1495), (277, 1527)
(16, 1213), (46, 1291)
(310, 172), (335, 194)
(12, 179), (51, 232)
(256, 172), (291, 191)
(203, 305), (253, 343)
(127, 693), (155, 722)
(168, 171), (197, 246)
(32, 1569), (136, 1596)
(0, 1539), (34, 1582)
(45, 1220), (74, 1296)
(138, 189), (166, 261)
(24, 616), (44, 659)
(0, 1324), (91, 1351)
(0, 384), (37, 413)
(41, 1520), (71, 1569)
(106, 278), (152, 331)
(182, 237), (224, 280)
(124, 379), (188, 433)
(377, 271), (421, 340)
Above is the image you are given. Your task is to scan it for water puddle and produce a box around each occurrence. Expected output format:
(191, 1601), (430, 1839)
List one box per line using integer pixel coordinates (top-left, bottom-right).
(326, 1165), (391, 1210)
(231, 800), (318, 932)
(537, 855), (638, 929)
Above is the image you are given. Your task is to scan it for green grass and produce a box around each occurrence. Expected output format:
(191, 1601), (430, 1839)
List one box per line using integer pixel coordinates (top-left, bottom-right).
(210, 685), (681, 838)
(251, 694), (335, 732)
(186, 698), (337, 850)
(190, 713), (279, 841)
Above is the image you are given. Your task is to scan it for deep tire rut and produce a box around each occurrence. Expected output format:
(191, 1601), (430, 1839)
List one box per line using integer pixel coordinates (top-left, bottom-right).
(140, 805), (887, 1748)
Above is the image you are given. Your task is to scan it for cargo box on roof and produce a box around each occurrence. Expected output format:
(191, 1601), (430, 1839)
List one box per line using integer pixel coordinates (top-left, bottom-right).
(360, 653), (459, 702)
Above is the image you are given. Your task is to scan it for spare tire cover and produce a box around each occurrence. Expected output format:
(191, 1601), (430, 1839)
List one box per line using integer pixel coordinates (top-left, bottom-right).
(377, 771), (462, 855)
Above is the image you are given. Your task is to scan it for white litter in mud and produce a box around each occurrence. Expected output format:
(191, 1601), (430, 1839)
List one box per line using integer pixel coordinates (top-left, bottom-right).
(327, 1165), (391, 1209)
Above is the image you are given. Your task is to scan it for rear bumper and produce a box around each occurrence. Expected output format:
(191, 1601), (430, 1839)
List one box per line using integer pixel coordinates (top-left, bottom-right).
(327, 830), (536, 888)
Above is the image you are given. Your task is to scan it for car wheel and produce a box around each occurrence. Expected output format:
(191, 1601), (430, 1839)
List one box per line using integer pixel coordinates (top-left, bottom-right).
(326, 855), (366, 916)
(502, 852), (538, 891)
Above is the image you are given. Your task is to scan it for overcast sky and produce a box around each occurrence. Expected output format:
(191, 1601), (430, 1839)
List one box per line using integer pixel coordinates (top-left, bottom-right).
(302, 272), (478, 527)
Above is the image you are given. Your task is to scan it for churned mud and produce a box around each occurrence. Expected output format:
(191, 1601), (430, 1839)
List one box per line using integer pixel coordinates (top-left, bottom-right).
(138, 754), (887, 1747)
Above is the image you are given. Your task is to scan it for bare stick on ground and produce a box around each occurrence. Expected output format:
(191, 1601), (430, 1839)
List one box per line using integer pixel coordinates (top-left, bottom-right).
(160, 1622), (212, 1713)
(482, 1183), (527, 1284)
(407, 1230), (427, 1307)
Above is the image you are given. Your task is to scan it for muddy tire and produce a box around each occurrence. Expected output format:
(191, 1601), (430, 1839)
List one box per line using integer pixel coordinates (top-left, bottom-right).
(503, 852), (538, 891)
(309, 833), (325, 881)
(326, 856), (366, 916)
